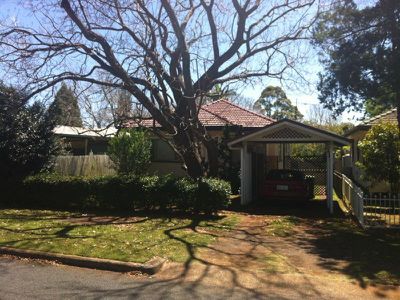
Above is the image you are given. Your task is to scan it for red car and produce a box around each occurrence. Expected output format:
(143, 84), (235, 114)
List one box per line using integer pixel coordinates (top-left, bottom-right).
(260, 169), (314, 201)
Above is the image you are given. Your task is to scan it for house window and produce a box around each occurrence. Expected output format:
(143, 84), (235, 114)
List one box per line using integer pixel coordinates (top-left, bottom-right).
(152, 139), (180, 162)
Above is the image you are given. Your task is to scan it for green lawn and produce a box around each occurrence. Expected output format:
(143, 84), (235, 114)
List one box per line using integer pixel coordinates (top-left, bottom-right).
(0, 209), (239, 263)
(266, 216), (301, 237)
(309, 217), (400, 285)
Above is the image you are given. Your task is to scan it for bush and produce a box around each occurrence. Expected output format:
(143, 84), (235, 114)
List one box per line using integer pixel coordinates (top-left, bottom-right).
(9, 174), (231, 214)
(108, 129), (151, 176)
(357, 122), (400, 193)
(0, 84), (58, 184)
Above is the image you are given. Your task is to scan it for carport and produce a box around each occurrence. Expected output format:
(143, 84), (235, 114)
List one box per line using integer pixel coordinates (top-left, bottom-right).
(228, 119), (351, 213)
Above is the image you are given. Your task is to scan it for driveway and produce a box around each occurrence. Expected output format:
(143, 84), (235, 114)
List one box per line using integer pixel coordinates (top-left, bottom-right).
(155, 200), (400, 300)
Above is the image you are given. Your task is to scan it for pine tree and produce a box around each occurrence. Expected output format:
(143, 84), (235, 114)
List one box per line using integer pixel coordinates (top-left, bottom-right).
(49, 83), (82, 127)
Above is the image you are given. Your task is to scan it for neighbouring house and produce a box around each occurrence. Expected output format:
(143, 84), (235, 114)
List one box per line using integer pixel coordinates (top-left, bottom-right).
(343, 108), (397, 193)
(53, 125), (117, 155)
(344, 108), (397, 163)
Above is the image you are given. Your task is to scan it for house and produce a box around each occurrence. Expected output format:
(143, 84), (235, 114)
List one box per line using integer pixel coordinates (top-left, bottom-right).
(343, 108), (397, 193)
(53, 126), (117, 155)
(53, 99), (352, 213)
(130, 99), (275, 175)
(54, 99), (275, 176)
(344, 108), (397, 163)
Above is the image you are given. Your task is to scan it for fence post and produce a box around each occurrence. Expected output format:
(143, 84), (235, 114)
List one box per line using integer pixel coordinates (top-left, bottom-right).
(359, 197), (364, 225)
(357, 186), (364, 226)
(342, 175), (345, 204)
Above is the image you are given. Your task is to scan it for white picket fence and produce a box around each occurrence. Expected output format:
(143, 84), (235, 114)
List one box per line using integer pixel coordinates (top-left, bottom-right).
(340, 174), (400, 228)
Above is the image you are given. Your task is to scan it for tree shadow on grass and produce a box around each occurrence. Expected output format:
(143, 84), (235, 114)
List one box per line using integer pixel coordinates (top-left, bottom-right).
(299, 217), (400, 288)
(2, 206), (396, 298)
(1, 209), (328, 298)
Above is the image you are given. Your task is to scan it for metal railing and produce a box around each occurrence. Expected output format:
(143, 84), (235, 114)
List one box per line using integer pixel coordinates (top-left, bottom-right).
(338, 173), (400, 228)
(341, 174), (364, 225)
(363, 197), (400, 227)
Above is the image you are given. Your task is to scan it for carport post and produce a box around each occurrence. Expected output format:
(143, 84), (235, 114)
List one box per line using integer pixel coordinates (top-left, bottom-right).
(326, 142), (334, 214)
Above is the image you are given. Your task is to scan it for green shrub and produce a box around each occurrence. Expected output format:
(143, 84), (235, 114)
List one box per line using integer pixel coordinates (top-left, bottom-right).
(108, 129), (151, 176)
(10, 174), (231, 214)
(357, 122), (400, 193)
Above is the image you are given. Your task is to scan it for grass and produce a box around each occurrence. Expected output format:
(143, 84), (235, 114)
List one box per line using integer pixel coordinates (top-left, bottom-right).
(262, 252), (296, 274)
(310, 217), (400, 285)
(0, 209), (239, 263)
(266, 216), (301, 237)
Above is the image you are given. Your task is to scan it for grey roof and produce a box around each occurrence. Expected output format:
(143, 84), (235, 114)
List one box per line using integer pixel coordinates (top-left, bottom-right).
(53, 126), (117, 138)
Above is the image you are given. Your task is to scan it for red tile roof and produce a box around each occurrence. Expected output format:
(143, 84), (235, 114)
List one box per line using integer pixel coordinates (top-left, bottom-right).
(128, 99), (274, 128)
(199, 99), (274, 127)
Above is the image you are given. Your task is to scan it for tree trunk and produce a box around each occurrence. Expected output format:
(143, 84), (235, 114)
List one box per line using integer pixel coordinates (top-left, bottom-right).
(202, 138), (219, 177)
(173, 128), (205, 179)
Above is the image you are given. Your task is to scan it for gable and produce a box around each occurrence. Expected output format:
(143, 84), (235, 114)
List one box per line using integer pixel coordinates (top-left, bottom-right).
(262, 127), (312, 140)
(229, 119), (351, 147)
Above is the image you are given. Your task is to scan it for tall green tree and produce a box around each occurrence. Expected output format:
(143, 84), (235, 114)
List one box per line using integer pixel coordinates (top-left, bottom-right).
(0, 83), (58, 183)
(313, 0), (400, 124)
(253, 86), (303, 120)
(49, 83), (82, 127)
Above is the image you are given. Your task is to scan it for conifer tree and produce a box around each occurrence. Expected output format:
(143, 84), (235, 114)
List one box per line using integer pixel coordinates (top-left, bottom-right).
(49, 83), (82, 127)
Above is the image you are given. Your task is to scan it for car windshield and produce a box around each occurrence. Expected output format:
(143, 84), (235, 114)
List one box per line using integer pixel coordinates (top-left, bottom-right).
(266, 170), (304, 181)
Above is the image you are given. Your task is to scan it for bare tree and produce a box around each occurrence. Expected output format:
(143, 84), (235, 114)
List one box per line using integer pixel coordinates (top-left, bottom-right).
(307, 104), (339, 126)
(0, 0), (319, 178)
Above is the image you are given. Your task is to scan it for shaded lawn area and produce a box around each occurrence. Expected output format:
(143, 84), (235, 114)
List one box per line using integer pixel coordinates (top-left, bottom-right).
(265, 213), (400, 285)
(305, 217), (400, 286)
(0, 209), (239, 263)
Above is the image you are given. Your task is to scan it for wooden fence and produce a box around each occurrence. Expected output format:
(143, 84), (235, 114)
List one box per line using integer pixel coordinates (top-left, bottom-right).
(54, 154), (116, 177)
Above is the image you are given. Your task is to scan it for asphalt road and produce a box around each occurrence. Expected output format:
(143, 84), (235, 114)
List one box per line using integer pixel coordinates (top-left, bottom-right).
(1, 257), (396, 300)
(0, 257), (260, 300)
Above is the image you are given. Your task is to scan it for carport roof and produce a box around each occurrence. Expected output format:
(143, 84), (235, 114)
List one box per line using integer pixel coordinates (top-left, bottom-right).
(228, 118), (352, 147)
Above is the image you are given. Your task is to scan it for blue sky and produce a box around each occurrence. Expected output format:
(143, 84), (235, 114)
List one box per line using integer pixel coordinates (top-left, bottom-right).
(0, 0), (363, 123)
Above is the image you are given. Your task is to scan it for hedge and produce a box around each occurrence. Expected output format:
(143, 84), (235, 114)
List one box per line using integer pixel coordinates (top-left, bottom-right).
(5, 174), (231, 213)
